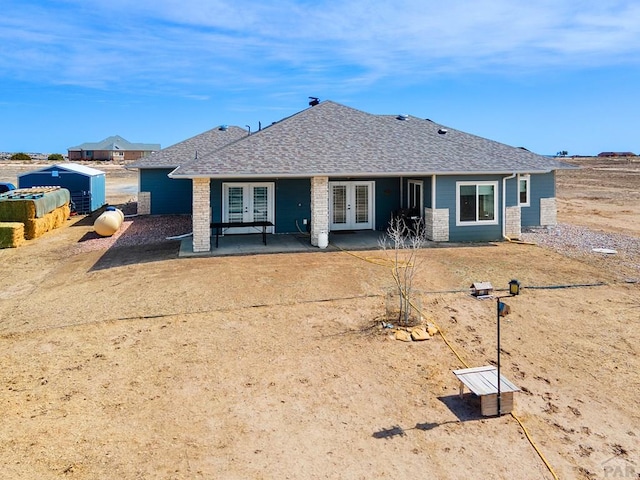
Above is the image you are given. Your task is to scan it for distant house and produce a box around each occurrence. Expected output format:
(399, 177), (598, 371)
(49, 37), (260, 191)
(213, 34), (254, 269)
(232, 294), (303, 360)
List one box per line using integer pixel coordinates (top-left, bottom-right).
(128, 100), (576, 253)
(597, 152), (636, 157)
(68, 135), (160, 162)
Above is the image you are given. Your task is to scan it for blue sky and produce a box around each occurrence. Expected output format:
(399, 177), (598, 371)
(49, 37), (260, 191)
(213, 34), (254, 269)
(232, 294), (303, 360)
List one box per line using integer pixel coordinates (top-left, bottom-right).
(1, 0), (639, 156)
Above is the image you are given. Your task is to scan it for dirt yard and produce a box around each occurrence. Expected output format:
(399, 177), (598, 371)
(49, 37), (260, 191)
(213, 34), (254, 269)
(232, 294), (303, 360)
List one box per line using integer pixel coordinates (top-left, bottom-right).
(0, 158), (638, 479)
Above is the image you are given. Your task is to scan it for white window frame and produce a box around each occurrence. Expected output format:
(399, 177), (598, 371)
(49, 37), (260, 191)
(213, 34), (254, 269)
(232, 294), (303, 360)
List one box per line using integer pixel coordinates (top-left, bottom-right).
(518, 174), (530, 207)
(456, 181), (499, 226)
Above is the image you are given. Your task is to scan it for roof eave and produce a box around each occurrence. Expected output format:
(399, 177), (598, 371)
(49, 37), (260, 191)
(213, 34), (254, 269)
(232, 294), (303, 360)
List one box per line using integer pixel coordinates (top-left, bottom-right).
(167, 168), (560, 179)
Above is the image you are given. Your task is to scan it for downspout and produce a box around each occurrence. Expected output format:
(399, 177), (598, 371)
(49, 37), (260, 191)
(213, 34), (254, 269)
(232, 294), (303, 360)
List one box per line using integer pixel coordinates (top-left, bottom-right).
(502, 173), (516, 240)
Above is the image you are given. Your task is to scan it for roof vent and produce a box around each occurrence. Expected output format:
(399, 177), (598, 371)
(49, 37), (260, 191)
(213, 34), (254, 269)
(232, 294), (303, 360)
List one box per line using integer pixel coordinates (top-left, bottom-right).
(397, 114), (408, 121)
(438, 128), (448, 135)
(218, 125), (228, 131)
(309, 97), (319, 106)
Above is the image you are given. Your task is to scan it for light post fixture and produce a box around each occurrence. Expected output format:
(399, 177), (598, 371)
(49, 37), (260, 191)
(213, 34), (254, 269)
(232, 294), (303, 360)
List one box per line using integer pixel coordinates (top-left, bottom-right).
(496, 279), (521, 416)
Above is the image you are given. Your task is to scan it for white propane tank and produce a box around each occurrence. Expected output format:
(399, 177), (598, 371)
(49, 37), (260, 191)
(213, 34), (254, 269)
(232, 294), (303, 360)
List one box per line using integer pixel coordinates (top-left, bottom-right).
(94, 208), (124, 237)
(317, 231), (329, 249)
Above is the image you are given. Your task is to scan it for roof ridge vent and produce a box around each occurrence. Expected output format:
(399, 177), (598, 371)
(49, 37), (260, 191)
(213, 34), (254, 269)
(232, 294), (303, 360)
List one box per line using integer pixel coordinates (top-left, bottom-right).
(397, 114), (409, 121)
(438, 128), (448, 135)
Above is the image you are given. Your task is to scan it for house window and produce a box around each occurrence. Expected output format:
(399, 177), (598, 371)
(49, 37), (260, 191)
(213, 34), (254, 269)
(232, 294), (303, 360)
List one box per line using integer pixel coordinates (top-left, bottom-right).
(456, 181), (498, 225)
(519, 175), (530, 206)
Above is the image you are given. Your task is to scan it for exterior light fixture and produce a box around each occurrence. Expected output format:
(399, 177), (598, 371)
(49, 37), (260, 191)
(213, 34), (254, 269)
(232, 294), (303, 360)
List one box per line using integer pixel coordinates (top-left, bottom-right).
(509, 279), (521, 296)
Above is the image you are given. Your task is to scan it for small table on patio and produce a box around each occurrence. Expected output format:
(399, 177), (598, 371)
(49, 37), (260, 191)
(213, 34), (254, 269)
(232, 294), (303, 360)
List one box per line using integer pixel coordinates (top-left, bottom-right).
(210, 221), (274, 248)
(453, 365), (520, 416)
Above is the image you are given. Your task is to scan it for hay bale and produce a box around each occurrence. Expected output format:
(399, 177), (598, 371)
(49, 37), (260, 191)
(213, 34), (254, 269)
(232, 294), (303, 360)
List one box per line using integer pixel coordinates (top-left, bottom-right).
(0, 188), (70, 222)
(23, 203), (70, 239)
(0, 199), (37, 222)
(24, 216), (51, 239)
(0, 222), (25, 248)
(52, 204), (70, 228)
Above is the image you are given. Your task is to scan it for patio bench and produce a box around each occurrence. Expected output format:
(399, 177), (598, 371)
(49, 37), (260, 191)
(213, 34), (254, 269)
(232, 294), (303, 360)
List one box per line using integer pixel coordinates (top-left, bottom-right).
(210, 221), (274, 248)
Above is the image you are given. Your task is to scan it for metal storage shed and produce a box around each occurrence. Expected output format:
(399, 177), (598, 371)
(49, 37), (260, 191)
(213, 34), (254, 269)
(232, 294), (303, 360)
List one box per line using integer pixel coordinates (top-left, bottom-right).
(18, 163), (106, 214)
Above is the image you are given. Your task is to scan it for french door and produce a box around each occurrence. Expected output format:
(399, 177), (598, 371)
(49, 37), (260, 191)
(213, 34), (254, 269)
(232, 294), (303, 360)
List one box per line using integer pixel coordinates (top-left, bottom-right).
(222, 182), (274, 233)
(329, 181), (374, 230)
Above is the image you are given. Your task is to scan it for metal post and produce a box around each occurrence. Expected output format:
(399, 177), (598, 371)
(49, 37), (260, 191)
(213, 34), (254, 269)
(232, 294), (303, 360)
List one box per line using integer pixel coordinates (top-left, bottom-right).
(497, 298), (501, 416)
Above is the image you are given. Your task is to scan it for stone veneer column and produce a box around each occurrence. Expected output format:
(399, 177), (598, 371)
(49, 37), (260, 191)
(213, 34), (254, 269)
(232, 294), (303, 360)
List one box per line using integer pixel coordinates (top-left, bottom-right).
(424, 208), (449, 241)
(540, 197), (557, 226)
(505, 206), (522, 239)
(137, 192), (151, 215)
(310, 176), (329, 247)
(192, 178), (211, 252)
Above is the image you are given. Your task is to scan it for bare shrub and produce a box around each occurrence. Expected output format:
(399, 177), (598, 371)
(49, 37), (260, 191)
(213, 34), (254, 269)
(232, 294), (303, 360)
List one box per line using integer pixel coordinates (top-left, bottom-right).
(378, 215), (428, 326)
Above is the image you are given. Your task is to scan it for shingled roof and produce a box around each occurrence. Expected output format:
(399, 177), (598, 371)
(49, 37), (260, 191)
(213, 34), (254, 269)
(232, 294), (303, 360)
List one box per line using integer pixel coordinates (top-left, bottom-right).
(169, 101), (575, 178)
(68, 135), (160, 152)
(128, 126), (247, 169)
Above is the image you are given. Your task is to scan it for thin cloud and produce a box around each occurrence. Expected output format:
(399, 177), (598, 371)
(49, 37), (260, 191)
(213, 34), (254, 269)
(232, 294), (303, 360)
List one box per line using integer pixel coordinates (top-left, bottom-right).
(2, 0), (640, 95)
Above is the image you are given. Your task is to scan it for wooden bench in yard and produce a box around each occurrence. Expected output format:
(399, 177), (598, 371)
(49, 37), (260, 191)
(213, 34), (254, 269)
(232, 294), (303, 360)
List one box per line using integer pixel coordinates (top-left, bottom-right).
(210, 221), (274, 248)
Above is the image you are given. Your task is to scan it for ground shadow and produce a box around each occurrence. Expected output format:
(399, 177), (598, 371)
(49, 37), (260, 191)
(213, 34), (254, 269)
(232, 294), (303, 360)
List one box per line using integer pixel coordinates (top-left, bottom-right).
(89, 241), (182, 271)
(372, 394), (486, 440)
(438, 393), (486, 422)
(71, 214), (99, 227)
(372, 420), (460, 440)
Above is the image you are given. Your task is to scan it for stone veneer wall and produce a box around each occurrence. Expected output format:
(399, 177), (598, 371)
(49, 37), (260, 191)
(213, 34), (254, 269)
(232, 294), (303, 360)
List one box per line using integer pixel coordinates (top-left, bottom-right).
(192, 178), (211, 252)
(424, 208), (449, 241)
(540, 197), (557, 226)
(310, 176), (329, 247)
(137, 192), (151, 215)
(505, 206), (522, 239)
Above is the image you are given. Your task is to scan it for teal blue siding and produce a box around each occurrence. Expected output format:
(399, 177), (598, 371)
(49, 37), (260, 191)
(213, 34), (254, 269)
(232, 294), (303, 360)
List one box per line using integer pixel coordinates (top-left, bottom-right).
(175, 172), (555, 241)
(436, 175), (505, 242)
(329, 177), (401, 230)
(209, 178), (311, 233)
(140, 169), (192, 214)
(209, 180), (223, 223)
(521, 172), (555, 227)
(275, 179), (311, 233)
(400, 177), (432, 209)
(375, 178), (401, 230)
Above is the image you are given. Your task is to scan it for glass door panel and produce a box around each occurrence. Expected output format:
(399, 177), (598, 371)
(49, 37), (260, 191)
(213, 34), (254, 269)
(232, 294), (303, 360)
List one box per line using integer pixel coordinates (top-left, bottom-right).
(227, 186), (245, 223)
(354, 184), (369, 224)
(332, 185), (347, 225)
(252, 186), (268, 222)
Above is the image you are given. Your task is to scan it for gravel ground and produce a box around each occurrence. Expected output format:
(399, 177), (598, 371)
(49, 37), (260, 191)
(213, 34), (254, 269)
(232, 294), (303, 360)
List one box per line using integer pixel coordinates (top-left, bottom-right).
(522, 223), (640, 281)
(73, 212), (192, 254)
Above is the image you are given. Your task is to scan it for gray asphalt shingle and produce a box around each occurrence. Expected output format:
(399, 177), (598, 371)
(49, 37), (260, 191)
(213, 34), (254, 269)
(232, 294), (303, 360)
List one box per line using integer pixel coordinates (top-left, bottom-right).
(128, 126), (247, 169)
(161, 101), (575, 177)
